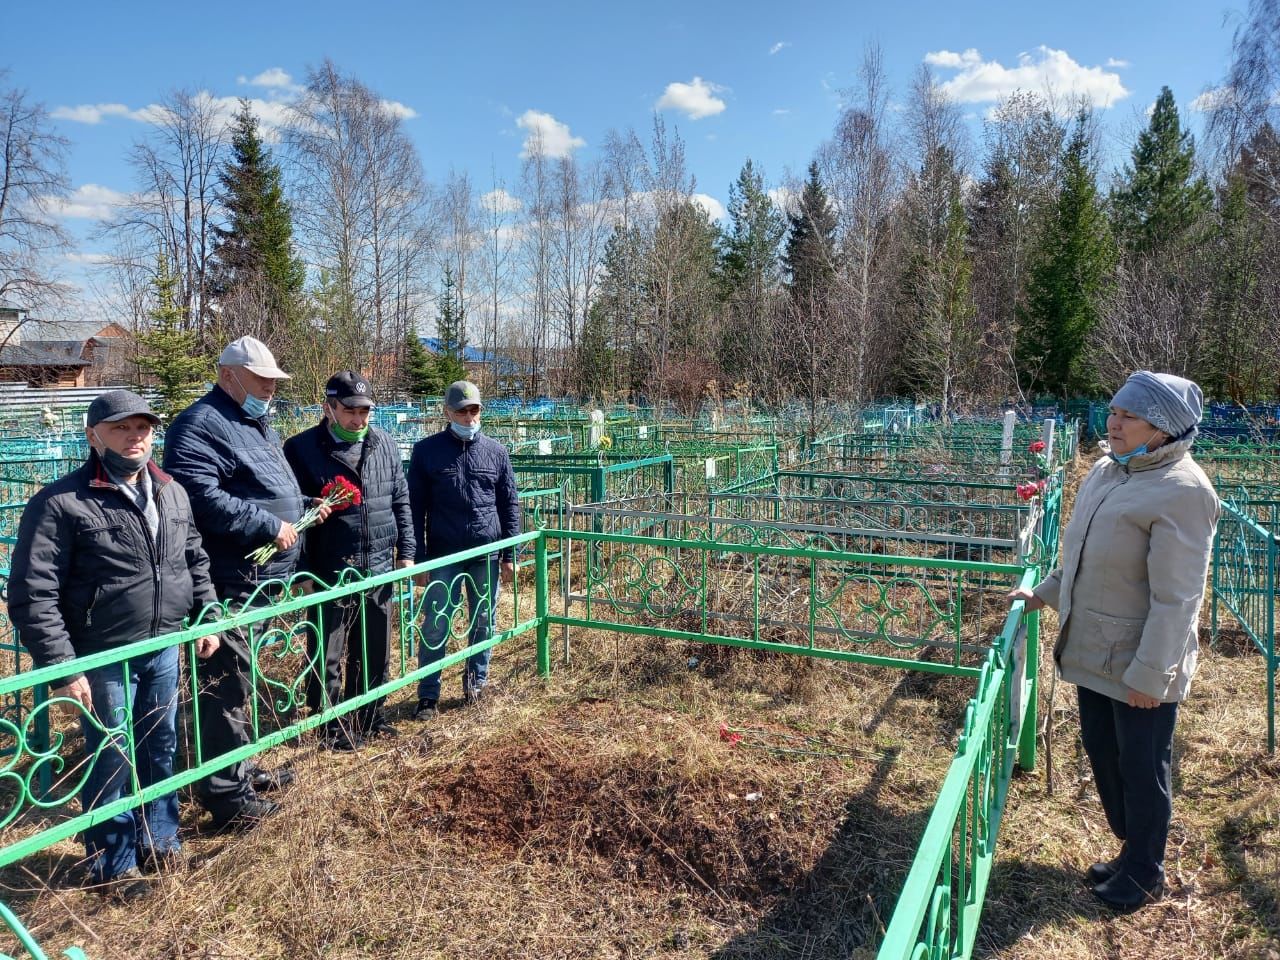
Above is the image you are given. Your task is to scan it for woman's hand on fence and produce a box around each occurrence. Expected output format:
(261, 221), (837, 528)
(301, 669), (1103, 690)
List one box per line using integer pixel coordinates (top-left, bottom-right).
(1126, 688), (1161, 709)
(55, 676), (92, 714)
(501, 560), (515, 585)
(195, 634), (221, 659)
(1006, 586), (1045, 612)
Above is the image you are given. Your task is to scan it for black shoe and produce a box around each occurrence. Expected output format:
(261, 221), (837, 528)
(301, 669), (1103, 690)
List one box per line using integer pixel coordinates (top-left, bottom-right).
(322, 727), (363, 752)
(207, 797), (281, 833)
(139, 847), (186, 874)
(413, 698), (438, 720)
(1092, 871), (1164, 911)
(91, 867), (153, 903)
(1085, 854), (1125, 886)
(463, 683), (484, 706)
(249, 765), (296, 793)
(364, 718), (400, 739)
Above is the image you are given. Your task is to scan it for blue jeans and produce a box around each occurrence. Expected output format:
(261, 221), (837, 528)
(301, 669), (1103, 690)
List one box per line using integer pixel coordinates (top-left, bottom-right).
(80, 645), (180, 882)
(416, 558), (499, 702)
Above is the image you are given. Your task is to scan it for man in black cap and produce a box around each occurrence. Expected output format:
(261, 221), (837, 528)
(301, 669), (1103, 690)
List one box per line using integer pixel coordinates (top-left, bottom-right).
(8, 390), (221, 900)
(284, 371), (414, 750)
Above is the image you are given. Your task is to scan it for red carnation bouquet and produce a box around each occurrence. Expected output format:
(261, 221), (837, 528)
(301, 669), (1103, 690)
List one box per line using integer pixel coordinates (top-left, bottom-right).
(246, 475), (362, 566)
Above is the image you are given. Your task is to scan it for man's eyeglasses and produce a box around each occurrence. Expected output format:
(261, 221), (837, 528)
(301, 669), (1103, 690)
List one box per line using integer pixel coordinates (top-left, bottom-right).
(455, 405), (482, 416)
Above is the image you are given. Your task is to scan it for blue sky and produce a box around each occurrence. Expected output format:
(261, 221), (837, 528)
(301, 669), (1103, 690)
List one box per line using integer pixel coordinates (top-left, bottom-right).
(3, 0), (1245, 292)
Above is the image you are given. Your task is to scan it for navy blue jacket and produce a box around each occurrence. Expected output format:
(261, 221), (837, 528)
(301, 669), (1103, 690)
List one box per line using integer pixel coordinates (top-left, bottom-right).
(407, 429), (520, 562)
(8, 455), (219, 675)
(283, 423), (414, 582)
(162, 385), (305, 588)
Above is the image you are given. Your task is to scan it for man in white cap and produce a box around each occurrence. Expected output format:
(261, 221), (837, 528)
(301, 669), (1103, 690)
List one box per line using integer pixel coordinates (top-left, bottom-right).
(163, 335), (316, 830)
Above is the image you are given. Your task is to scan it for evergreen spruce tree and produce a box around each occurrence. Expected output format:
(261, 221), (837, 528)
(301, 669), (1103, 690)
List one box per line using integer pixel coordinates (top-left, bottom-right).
(783, 161), (839, 306)
(135, 255), (210, 420)
(1205, 171), (1267, 401)
(210, 101), (306, 326)
(1110, 87), (1212, 255)
(594, 224), (648, 397)
(434, 268), (468, 386)
(576, 301), (615, 401)
(719, 159), (785, 385)
(1017, 114), (1116, 398)
(401, 329), (441, 399)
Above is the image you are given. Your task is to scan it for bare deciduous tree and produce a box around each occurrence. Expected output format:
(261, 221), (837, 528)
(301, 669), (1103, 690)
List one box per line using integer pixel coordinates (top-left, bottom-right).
(0, 74), (71, 331)
(101, 89), (226, 341)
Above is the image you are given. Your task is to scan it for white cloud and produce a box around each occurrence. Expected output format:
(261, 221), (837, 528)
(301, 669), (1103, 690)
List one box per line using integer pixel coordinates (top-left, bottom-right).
(691, 193), (727, 223)
(769, 41), (791, 56)
(1105, 57), (1130, 69)
(924, 46), (1129, 111)
(516, 109), (586, 158)
(1190, 85), (1235, 113)
(481, 188), (522, 214)
(65, 251), (112, 265)
(767, 187), (798, 217)
(50, 103), (133, 124)
(655, 77), (727, 120)
(381, 99), (419, 120)
(772, 108), (790, 116)
(239, 67), (297, 89)
(47, 184), (128, 220)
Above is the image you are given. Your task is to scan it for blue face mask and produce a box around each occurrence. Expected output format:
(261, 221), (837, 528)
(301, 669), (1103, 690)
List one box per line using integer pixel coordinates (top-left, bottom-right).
(233, 372), (271, 419)
(1111, 431), (1159, 466)
(450, 421), (480, 441)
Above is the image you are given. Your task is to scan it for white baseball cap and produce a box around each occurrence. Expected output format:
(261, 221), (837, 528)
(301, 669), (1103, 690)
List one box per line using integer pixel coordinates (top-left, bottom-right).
(218, 336), (291, 380)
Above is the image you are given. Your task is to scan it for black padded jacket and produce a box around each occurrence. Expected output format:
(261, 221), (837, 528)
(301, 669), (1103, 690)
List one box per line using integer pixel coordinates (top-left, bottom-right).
(283, 423), (413, 582)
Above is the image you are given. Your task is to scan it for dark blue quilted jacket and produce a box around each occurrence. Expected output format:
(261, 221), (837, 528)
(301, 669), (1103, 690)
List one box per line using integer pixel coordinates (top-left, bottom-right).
(407, 429), (520, 562)
(162, 385), (305, 587)
(283, 423), (413, 581)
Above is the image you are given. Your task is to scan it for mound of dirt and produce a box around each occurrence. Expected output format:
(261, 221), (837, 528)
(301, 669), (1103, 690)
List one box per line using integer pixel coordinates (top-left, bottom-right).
(400, 707), (851, 904)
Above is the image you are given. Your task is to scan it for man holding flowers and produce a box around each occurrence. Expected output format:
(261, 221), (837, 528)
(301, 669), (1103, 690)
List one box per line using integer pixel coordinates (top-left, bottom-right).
(163, 336), (320, 830)
(284, 371), (414, 751)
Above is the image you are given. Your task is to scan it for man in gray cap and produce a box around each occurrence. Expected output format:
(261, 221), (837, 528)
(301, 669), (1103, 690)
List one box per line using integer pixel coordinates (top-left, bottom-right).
(407, 380), (520, 719)
(163, 336), (316, 830)
(9, 390), (221, 899)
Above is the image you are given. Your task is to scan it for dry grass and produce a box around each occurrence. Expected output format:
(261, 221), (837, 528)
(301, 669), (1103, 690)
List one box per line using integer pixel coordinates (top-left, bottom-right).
(0, 450), (1276, 959)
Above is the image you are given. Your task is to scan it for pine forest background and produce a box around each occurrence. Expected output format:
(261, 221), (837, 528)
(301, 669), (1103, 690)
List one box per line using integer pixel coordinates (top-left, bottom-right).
(5, 3), (1280, 413)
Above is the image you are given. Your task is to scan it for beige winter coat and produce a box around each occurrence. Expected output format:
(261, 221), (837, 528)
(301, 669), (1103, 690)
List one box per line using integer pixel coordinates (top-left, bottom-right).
(1032, 437), (1219, 703)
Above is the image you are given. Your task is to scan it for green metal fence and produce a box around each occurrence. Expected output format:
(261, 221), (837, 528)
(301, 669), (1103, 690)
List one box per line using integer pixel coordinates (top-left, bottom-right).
(0, 527), (1039, 960)
(1212, 493), (1278, 752)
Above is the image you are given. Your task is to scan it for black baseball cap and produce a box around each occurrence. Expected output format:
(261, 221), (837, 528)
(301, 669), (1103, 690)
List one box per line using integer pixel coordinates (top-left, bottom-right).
(324, 370), (375, 408)
(86, 390), (162, 428)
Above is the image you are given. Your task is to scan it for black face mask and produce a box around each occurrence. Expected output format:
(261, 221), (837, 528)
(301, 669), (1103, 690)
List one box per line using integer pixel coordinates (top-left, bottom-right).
(101, 447), (150, 476)
(92, 430), (150, 477)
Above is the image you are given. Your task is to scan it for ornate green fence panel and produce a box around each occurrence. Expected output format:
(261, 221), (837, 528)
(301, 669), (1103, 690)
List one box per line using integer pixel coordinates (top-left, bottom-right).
(878, 579), (1040, 959)
(552, 529), (1029, 677)
(512, 453), (676, 506)
(0, 535), (541, 875)
(1212, 495), (1278, 752)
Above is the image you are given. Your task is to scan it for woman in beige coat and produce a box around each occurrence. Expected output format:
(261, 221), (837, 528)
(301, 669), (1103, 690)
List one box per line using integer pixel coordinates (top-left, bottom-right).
(1010, 371), (1219, 911)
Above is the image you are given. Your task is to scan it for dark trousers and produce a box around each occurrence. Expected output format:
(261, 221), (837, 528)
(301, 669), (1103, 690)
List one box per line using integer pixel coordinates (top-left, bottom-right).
(1077, 685), (1178, 886)
(306, 583), (393, 732)
(194, 584), (285, 814)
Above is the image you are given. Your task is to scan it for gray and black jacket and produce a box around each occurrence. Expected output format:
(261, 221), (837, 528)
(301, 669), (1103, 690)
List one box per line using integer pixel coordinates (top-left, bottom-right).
(8, 454), (219, 677)
(283, 423), (414, 582)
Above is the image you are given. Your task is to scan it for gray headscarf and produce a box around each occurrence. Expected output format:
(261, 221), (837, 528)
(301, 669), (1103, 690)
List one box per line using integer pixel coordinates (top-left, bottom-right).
(1110, 371), (1204, 440)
